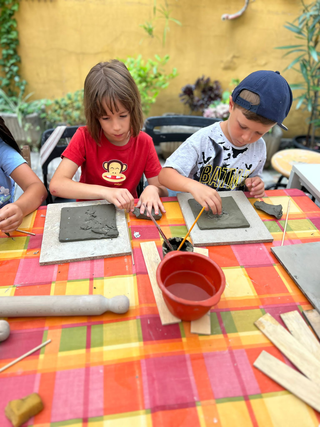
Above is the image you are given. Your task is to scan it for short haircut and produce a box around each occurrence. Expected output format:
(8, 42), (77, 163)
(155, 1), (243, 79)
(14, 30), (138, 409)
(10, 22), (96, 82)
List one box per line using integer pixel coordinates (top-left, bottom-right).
(233, 90), (276, 126)
(84, 60), (144, 143)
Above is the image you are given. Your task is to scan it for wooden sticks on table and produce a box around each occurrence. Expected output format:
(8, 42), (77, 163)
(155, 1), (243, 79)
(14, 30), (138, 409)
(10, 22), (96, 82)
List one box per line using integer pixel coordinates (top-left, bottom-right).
(281, 199), (291, 246)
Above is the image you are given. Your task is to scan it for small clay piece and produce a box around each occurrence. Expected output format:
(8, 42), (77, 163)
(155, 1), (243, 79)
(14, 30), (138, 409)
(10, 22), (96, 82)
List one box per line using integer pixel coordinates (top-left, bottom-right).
(162, 237), (194, 256)
(59, 204), (119, 242)
(5, 393), (44, 427)
(133, 207), (162, 220)
(188, 197), (250, 229)
(254, 200), (283, 219)
(0, 295), (130, 317)
(0, 319), (10, 342)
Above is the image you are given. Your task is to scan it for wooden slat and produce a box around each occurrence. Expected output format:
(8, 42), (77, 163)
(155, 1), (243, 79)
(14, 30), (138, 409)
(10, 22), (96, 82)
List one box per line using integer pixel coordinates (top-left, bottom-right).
(255, 313), (320, 386)
(281, 310), (320, 359)
(254, 351), (320, 413)
(140, 241), (180, 325)
(303, 309), (320, 341)
(191, 247), (211, 335)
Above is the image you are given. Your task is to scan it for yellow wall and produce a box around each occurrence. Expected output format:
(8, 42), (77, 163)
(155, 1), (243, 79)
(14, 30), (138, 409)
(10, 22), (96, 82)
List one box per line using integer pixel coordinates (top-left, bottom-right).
(16, 0), (307, 136)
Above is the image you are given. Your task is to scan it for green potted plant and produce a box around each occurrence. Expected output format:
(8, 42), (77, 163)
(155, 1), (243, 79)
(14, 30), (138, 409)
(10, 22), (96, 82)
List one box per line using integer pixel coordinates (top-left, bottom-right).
(0, 88), (49, 150)
(277, 0), (320, 151)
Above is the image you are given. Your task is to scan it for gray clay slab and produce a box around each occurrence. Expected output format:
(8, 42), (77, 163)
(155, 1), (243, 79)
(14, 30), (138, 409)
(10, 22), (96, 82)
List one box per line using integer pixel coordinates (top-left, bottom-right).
(188, 197), (250, 229)
(40, 200), (131, 265)
(177, 191), (273, 246)
(133, 207), (162, 220)
(271, 242), (320, 312)
(59, 204), (119, 242)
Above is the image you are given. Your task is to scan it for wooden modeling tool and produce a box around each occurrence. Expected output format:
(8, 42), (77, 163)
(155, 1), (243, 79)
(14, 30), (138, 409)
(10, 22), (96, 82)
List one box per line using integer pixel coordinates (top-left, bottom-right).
(16, 229), (36, 236)
(281, 199), (291, 246)
(0, 339), (51, 373)
(177, 206), (205, 251)
(149, 211), (174, 251)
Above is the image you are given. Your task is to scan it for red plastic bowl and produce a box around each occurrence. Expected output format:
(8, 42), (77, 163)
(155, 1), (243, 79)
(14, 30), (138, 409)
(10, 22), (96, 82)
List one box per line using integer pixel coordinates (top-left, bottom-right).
(156, 251), (226, 321)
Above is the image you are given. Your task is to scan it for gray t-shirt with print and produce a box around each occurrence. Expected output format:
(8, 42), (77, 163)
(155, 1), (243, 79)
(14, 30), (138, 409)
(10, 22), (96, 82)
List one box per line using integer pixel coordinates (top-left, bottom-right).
(163, 121), (266, 191)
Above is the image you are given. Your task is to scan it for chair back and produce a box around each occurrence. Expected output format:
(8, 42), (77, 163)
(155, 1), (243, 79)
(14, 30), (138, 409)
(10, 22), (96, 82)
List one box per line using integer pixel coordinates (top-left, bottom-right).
(144, 115), (221, 145)
(41, 126), (79, 204)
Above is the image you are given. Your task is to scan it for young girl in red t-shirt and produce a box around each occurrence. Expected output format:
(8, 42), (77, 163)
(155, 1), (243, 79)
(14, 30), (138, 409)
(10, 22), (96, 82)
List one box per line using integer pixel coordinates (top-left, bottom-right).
(50, 60), (167, 215)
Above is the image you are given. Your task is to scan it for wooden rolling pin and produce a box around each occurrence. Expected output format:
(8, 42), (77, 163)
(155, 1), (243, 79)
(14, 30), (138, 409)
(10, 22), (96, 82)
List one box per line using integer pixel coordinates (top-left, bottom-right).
(0, 295), (130, 317)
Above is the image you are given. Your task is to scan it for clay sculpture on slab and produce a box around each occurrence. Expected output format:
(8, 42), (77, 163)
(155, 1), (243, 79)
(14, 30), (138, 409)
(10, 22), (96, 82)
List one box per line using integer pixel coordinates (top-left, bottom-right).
(0, 295), (130, 317)
(254, 200), (283, 219)
(0, 319), (10, 342)
(133, 207), (162, 220)
(5, 393), (43, 427)
(188, 197), (250, 229)
(59, 204), (119, 242)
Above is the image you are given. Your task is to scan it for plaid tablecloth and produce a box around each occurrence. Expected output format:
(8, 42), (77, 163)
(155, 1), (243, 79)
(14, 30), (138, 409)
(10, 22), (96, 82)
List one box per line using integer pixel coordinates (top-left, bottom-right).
(1, 189), (320, 427)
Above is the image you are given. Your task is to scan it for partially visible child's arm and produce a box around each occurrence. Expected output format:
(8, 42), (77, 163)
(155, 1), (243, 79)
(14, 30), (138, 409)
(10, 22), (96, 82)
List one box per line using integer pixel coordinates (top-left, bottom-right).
(159, 167), (222, 214)
(0, 163), (48, 233)
(50, 158), (135, 212)
(136, 176), (168, 216)
(245, 176), (265, 198)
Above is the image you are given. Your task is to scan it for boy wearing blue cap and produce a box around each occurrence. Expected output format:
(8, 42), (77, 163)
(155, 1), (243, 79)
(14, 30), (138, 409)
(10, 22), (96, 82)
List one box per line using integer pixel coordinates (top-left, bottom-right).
(159, 70), (293, 214)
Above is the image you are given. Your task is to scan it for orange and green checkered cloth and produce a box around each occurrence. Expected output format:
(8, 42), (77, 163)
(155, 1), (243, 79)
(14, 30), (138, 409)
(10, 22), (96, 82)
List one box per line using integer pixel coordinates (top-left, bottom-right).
(1, 189), (320, 427)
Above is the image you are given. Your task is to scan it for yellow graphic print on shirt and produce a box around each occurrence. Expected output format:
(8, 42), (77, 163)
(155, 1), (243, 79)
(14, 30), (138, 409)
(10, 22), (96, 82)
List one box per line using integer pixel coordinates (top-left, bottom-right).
(102, 160), (127, 185)
(199, 164), (250, 190)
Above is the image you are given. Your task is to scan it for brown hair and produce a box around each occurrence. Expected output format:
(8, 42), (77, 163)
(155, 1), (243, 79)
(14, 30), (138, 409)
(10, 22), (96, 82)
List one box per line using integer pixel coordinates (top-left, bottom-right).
(233, 90), (276, 126)
(84, 60), (144, 143)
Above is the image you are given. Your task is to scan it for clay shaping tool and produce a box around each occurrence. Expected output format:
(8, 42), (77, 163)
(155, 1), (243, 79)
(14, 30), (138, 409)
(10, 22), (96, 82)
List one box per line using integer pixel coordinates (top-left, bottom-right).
(0, 295), (130, 317)
(149, 211), (174, 251)
(16, 229), (36, 236)
(0, 339), (51, 373)
(177, 206), (205, 251)
(281, 199), (291, 246)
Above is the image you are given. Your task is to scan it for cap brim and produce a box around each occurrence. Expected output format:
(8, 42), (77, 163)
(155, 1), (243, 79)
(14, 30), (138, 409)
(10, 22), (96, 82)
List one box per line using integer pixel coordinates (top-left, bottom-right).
(278, 123), (288, 131)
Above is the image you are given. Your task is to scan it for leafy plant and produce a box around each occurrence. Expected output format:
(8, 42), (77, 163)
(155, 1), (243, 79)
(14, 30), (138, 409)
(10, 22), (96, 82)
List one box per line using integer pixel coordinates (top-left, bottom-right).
(140, 0), (181, 46)
(123, 55), (177, 116)
(0, 0), (26, 96)
(179, 76), (223, 113)
(0, 87), (49, 126)
(203, 78), (240, 119)
(277, 0), (320, 148)
(44, 90), (85, 127)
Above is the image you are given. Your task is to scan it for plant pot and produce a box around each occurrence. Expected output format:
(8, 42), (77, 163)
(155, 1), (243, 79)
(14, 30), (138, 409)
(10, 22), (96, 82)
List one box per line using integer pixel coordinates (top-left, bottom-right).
(1, 113), (44, 151)
(263, 125), (283, 168)
(291, 135), (320, 152)
(156, 251), (226, 321)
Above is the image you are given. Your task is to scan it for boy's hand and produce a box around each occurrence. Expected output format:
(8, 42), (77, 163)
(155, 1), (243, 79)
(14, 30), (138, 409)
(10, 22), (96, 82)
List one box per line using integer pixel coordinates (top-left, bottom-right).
(188, 181), (222, 214)
(0, 203), (24, 233)
(136, 185), (166, 216)
(245, 176), (265, 198)
(103, 188), (134, 212)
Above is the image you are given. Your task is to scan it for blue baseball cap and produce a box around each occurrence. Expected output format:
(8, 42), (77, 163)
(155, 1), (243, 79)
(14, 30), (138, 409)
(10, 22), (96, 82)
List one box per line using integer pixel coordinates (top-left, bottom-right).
(232, 70), (293, 130)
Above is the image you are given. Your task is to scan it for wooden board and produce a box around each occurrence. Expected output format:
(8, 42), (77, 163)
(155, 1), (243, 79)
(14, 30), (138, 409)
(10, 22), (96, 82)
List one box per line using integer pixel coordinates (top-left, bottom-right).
(303, 309), (320, 341)
(40, 200), (131, 265)
(177, 191), (273, 246)
(255, 313), (320, 387)
(254, 351), (320, 412)
(271, 242), (320, 312)
(140, 241), (180, 325)
(191, 247), (211, 335)
(280, 311), (320, 359)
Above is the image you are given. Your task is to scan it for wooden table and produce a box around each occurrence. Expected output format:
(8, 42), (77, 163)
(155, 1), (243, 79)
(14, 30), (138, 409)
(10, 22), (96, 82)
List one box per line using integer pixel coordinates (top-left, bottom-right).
(287, 163), (320, 202)
(1, 190), (320, 427)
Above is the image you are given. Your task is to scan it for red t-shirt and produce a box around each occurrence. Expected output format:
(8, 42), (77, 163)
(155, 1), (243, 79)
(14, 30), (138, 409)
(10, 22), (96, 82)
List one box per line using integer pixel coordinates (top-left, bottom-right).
(62, 127), (161, 198)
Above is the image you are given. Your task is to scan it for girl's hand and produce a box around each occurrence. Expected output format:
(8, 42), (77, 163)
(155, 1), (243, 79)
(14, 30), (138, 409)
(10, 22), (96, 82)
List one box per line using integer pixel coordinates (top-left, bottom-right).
(0, 203), (24, 233)
(103, 188), (135, 212)
(245, 176), (265, 198)
(136, 185), (166, 216)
